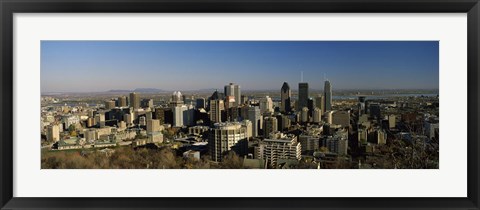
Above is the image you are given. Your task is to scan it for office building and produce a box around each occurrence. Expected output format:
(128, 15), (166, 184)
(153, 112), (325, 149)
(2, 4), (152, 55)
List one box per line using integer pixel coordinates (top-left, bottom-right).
(141, 99), (154, 109)
(170, 91), (184, 107)
(312, 107), (322, 123)
(241, 95), (248, 105)
(173, 105), (188, 127)
(263, 116), (278, 137)
(369, 103), (381, 121)
(298, 82), (309, 111)
(117, 96), (127, 107)
(105, 100), (116, 110)
(129, 92), (140, 110)
(332, 110), (350, 127)
(324, 80), (332, 111)
(315, 95), (324, 114)
(147, 119), (163, 143)
(242, 120), (253, 139)
(280, 82), (292, 113)
(358, 96), (366, 115)
(259, 96), (274, 114)
(301, 107), (309, 123)
(307, 98), (315, 117)
(183, 104), (195, 126)
(248, 106), (261, 137)
(388, 114), (396, 129)
(154, 107), (168, 124)
(123, 113), (133, 126)
(147, 119), (162, 133)
(224, 83), (241, 107)
(279, 115), (291, 131)
(210, 99), (224, 123)
(46, 124), (60, 142)
(196, 98), (206, 109)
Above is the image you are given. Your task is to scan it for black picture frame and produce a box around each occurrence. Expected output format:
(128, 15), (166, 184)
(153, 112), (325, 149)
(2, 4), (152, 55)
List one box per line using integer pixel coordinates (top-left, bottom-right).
(1, 0), (479, 209)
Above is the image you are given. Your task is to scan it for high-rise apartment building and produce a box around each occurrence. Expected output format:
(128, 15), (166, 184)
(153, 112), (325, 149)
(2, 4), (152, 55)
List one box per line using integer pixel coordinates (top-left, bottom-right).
(208, 122), (248, 162)
(254, 135), (301, 168)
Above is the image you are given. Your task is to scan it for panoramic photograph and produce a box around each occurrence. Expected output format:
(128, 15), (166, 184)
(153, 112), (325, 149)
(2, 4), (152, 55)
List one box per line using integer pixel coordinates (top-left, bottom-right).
(40, 41), (439, 169)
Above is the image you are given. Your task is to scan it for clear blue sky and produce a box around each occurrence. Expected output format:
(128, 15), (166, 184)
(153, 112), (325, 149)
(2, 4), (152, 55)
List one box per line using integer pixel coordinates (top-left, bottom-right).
(41, 41), (439, 92)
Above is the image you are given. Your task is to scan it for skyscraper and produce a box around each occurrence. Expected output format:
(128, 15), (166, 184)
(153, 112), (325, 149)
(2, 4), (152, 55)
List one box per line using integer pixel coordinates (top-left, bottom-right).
(259, 96), (274, 114)
(280, 82), (292, 113)
(170, 91), (184, 107)
(105, 100), (115, 110)
(315, 95), (324, 114)
(298, 82), (309, 111)
(324, 80), (332, 111)
(118, 96), (127, 107)
(358, 96), (366, 115)
(224, 83), (241, 107)
(263, 116), (278, 137)
(248, 106), (261, 137)
(46, 124), (60, 142)
(301, 107), (309, 123)
(196, 98), (206, 109)
(313, 107), (322, 123)
(141, 99), (154, 109)
(129, 92), (140, 110)
(307, 98), (315, 117)
(173, 105), (188, 127)
(210, 99), (224, 123)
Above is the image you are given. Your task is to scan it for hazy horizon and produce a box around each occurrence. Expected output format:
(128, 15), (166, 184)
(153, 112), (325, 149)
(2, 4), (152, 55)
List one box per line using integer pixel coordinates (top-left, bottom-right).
(41, 41), (439, 93)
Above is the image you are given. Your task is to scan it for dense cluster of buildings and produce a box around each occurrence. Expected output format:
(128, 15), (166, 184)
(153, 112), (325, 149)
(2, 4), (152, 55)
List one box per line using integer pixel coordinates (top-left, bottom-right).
(41, 80), (439, 169)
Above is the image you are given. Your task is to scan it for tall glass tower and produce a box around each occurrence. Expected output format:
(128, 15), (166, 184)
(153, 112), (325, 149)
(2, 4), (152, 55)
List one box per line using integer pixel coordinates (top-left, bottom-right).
(298, 83), (309, 111)
(281, 82), (292, 113)
(324, 80), (332, 111)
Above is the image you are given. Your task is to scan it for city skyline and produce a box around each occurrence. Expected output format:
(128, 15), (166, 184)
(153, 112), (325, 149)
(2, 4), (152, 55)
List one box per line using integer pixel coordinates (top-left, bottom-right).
(41, 41), (439, 93)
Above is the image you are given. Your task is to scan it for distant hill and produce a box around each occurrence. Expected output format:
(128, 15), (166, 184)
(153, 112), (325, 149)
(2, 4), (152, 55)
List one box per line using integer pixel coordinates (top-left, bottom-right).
(107, 88), (166, 93)
(134, 88), (165, 93)
(107, 89), (131, 93)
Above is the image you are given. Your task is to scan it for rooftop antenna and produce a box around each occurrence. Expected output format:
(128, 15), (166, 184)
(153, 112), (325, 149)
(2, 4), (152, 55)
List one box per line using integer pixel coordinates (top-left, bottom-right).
(324, 73), (326, 81)
(301, 71), (304, 82)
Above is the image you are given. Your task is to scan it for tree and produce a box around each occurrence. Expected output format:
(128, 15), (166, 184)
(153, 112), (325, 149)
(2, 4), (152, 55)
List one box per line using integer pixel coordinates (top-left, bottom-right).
(219, 151), (243, 169)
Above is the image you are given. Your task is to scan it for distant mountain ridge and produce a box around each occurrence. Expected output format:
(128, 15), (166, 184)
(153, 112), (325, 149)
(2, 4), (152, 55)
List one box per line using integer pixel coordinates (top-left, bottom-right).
(108, 88), (166, 93)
